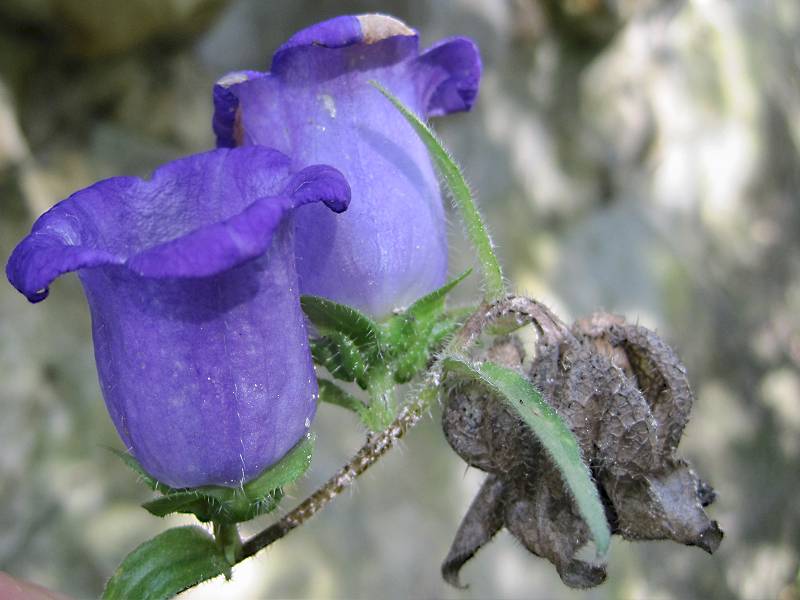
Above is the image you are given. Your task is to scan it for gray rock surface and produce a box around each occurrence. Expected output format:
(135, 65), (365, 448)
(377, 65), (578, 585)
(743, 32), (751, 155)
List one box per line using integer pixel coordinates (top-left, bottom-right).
(1, 1), (798, 598)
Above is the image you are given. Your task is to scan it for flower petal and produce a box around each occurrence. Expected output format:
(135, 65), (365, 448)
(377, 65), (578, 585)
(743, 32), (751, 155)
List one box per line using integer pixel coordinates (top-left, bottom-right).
(283, 164), (351, 213)
(271, 14), (416, 73)
(6, 146), (351, 488)
(6, 231), (124, 303)
(414, 37), (482, 117)
(7, 147), (350, 292)
(212, 15), (420, 149)
(84, 228), (318, 488)
(126, 195), (294, 279)
(128, 164), (349, 279)
(274, 15), (364, 56)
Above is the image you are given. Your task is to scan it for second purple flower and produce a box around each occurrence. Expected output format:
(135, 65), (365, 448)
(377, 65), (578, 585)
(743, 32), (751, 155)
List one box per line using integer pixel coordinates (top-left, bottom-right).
(213, 14), (481, 318)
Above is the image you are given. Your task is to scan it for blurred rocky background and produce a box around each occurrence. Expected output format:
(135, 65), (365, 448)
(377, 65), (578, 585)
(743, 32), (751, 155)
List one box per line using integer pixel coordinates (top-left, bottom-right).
(1, 0), (798, 598)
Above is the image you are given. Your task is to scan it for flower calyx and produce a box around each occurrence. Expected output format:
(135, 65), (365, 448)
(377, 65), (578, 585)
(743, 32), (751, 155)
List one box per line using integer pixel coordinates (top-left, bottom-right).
(306, 270), (472, 430)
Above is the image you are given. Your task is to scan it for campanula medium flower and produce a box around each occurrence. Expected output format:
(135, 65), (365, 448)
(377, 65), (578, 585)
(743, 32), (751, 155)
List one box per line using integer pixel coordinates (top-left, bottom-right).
(213, 14), (481, 318)
(6, 146), (350, 488)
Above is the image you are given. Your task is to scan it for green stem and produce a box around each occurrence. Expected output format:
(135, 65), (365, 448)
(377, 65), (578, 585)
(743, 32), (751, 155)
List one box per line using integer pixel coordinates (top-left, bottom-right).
(213, 521), (242, 567)
(365, 368), (396, 431)
(371, 81), (506, 302)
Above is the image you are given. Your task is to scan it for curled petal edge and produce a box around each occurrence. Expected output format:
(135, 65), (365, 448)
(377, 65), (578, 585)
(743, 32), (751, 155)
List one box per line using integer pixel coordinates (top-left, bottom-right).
(6, 240), (124, 303)
(7, 164), (351, 301)
(416, 37), (482, 117)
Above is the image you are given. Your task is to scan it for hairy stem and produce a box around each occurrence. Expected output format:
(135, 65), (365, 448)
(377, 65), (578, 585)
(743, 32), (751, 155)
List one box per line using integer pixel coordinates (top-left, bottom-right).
(240, 388), (435, 559)
(213, 521), (242, 567)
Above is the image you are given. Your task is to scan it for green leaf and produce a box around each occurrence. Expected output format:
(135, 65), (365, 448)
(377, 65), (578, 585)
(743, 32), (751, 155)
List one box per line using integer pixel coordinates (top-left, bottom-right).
(371, 81), (505, 302)
(300, 295), (380, 351)
(442, 357), (611, 557)
(318, 378), (367, 416)
(102, 526), (231, 600)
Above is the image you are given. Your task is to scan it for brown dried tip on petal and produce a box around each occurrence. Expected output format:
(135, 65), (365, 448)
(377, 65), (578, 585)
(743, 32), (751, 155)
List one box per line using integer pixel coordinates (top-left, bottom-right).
(216, 72), (252, 88)
(441, 300), (722, 590)
(215, 72), (253, 147)
(357, 14), (415, 44)
(233, 109), (245, 147)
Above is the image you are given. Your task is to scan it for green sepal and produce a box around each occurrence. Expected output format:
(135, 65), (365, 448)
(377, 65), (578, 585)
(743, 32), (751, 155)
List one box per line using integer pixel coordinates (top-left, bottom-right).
(106, 446), (170, 494)
(317, 378), (368, 417)
(102, 526), (231, 600)
(303, 272), (471, 427)
(318, 331), (370, 387)
(110, 435), (313, 524)
(318, 375), (392, 432)
(405, 268), (472, 324)
(300, 295), (380, 351)
(372, 81), (505, 302)
(310, 337), (337, 372)
(141, 492), (216, 521)
(391, 345), (430, 384)
(364, 367), (397, 431)
(384, 270), (472, 383)
(430, 308), (473, 346)
(442, 357), (612, 557)
(239, 434), (313, 498)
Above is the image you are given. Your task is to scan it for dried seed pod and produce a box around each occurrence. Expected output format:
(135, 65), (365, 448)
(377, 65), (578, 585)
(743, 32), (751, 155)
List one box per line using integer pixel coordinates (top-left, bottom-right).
(442, 336), (529, 475)
(442, 307), (722, 589)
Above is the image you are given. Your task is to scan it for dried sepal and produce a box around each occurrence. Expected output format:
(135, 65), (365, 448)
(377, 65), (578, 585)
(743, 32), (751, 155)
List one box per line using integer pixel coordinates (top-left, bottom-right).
(441, 474), (506, 588)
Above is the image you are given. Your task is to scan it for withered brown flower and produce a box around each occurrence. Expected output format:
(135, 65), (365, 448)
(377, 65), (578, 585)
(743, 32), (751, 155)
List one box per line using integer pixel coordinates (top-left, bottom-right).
(442, 299), (722, 588)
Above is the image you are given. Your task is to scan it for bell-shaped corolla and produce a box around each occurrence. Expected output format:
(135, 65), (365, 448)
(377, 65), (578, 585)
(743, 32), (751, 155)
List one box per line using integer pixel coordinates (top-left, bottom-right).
(6, 146), (350, 488)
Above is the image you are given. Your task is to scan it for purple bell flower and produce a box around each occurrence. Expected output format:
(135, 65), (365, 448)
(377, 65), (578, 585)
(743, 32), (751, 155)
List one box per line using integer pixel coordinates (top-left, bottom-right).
(213, 14), (481, 318)
(6, 146), (350, 488)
